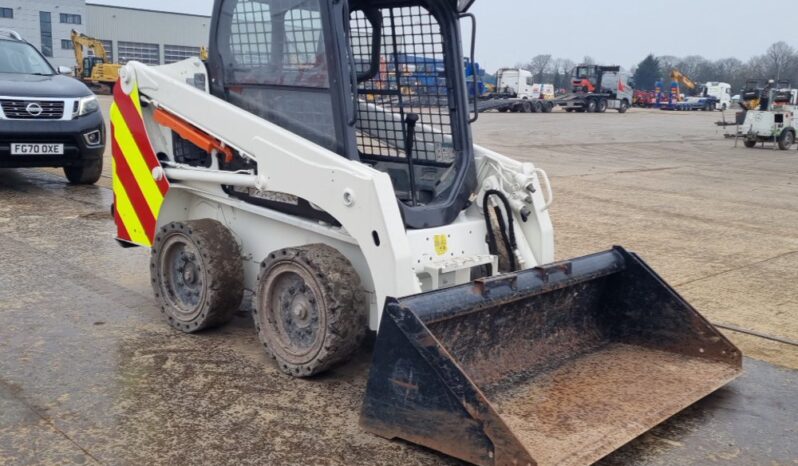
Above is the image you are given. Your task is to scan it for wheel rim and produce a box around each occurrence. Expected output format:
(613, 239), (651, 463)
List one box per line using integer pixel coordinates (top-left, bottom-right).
(258, 262), (325, 365)
(159, 234), (207, 322)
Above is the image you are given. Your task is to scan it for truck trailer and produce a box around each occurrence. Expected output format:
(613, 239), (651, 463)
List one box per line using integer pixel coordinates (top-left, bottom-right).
(556, 64), (632, 113)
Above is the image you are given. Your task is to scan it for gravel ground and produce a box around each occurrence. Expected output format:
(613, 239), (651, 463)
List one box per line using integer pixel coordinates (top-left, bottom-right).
(3, 100), (796, 465)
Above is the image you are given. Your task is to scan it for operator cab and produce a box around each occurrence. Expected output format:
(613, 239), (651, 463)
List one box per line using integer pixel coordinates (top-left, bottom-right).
(208, 0), (477, 229)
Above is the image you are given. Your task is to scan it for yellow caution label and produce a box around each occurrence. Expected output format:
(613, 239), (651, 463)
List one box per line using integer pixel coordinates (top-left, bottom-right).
(434, 234), (448, 256)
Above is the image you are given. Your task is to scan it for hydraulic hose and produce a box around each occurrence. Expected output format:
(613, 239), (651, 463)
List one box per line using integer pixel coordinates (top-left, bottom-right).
(482, 189), (518, 272)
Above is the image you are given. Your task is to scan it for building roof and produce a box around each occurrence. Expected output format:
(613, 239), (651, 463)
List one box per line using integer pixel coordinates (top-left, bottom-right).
(85, 2), (211, 19)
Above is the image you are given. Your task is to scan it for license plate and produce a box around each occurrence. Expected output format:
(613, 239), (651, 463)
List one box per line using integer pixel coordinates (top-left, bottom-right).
(11, 143), (64, 155)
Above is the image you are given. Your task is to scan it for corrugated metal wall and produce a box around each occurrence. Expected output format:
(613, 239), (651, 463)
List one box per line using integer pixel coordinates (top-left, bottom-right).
(86, 4), (209, 65)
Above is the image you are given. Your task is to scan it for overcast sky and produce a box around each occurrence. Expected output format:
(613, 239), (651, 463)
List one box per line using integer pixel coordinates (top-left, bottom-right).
(91, 0), (798, 71)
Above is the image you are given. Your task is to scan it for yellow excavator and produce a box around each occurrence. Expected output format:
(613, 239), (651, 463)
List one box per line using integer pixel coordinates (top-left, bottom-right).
(669, 69), (695, 101)
(70, 29), (121, 93)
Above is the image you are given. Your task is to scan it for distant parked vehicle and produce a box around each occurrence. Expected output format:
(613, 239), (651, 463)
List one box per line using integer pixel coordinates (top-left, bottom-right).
(472, 68), (554, 113)
(555, 64), (633, 113)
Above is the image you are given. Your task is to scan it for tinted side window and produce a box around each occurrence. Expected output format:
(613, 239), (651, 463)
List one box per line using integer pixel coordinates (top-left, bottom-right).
(218, 0), (340, 154)
(225, 0), (328, 88)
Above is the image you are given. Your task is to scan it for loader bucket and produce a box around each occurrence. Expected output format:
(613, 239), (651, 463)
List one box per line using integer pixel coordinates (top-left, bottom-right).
(361, 247), (741, 466)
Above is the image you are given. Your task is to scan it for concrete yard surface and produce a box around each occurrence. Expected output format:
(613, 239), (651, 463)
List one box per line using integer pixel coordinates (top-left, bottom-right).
(2, 103), (797, 465)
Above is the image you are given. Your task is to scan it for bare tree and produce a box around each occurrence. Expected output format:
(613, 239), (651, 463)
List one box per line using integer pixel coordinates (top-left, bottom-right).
(524, 54), (552, 82)
(764, 41), (797, 81)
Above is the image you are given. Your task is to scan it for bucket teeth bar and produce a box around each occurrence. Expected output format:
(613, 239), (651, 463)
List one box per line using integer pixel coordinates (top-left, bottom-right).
(361, 247), (741, 466)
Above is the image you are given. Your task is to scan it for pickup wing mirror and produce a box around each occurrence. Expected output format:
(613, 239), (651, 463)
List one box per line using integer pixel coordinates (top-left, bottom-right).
(57, 66), (73, 75)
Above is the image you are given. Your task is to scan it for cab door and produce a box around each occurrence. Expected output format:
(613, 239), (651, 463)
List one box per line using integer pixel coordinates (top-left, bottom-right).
(208, 0), (354, 158)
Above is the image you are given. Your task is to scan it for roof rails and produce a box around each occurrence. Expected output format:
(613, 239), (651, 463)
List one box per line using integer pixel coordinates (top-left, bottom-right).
(0, 28), (23, 41)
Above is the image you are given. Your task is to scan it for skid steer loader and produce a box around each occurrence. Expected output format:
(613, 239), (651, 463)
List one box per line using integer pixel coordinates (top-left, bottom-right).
(110, 0), (741, 464)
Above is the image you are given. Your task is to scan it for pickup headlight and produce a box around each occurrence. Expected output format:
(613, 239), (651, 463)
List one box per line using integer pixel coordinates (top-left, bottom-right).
(75, 96), (99, 117)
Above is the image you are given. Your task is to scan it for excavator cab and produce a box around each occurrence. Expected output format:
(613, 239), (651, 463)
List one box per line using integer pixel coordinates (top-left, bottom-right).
(209, 0), (475, 228)
(82, 56), (105, 79)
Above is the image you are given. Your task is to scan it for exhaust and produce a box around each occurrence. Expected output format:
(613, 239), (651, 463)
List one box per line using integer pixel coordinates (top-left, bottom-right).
(361, 247), (741, 466)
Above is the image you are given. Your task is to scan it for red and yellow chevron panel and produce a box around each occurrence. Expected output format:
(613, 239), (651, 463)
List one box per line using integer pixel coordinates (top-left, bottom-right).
(111, 81), (169, 247)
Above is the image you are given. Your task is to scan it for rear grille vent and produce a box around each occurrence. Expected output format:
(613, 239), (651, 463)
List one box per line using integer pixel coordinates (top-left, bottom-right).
(1, 99), (65, 120)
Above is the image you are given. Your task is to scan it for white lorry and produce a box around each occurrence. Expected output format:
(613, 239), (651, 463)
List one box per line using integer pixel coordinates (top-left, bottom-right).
(475, 68), (555, 113)
(684, 82), (732, 111)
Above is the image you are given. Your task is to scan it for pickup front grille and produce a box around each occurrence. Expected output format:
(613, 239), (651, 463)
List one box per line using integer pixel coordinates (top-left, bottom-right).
(1, 99), (65, 120)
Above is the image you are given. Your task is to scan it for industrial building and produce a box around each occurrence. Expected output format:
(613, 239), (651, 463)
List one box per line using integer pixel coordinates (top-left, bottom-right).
(0, 0), (209, 68)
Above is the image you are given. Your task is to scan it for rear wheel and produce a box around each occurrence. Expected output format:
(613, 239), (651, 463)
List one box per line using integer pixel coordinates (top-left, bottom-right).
(597, 99), (608, 113)
(498, 107), (509, 113)
(64, 158), (103, 185)
(542, 101), (554, 113)
(254, 244), (366, 377)
(565, 108), (575, 113)
(151, 219), (244, 332)
(778, 130), (795, 150)
(743, 139), (757, 148)
(522, 100), (533, 113)
(586, 99), (597, 113)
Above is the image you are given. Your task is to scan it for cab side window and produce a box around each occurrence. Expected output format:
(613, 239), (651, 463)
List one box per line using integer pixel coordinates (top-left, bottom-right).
(217, 0), (341, 153)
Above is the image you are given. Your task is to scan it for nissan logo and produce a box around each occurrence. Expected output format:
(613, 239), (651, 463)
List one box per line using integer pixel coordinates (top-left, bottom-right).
(26, 103), (43, 117)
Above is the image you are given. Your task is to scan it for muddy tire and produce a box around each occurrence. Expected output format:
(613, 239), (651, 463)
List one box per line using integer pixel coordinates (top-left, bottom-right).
(151, 219), (244, 333)
(744, 139), (757, 148)
(64, 158), (103, 185)
(778, 130), (794, 150)
(254, 244), (366, 377)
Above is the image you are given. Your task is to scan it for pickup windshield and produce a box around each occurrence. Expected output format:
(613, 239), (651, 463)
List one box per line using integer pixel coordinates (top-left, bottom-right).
(0, 40), (54, 75)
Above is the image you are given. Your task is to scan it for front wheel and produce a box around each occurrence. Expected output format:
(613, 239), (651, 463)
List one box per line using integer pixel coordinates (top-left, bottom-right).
(254, 244), (366, 377)
(778, 130), (795, 150)
(64, 158), (103, 185)
(744, 139), (757, 148)
(151, 219), (244, 332)
(618, 100), (629, 113)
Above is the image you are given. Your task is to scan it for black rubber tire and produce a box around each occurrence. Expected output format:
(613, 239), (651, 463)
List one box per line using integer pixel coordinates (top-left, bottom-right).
(498, 108), (509, 113)
(254, 244), (366, 377)
(778, 130), (795, 150)
(64, 158), (103, 185)
(597, 99), (608, 113)
(522, 100), (534, 113)
(542, 101), (554, 113)
(618, 100), (629, 114)
(586, 99), (597, 113)
(151, 219), (244, 333)
(565, 108), (575, 113)
(744, 139), (757, 148)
